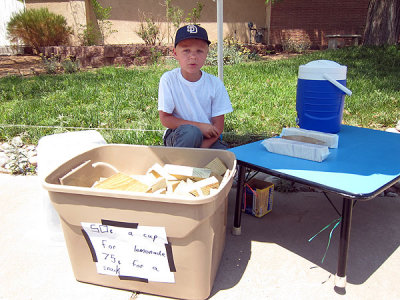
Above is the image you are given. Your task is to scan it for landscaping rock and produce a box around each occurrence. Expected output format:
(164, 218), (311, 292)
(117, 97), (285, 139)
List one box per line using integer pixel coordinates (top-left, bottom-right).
(0, 55), (45, 77)
(122, 45), (139, 57)
(0, 152), (10, 167)
(386, 120), (400, 134)
(104, 45), (122, 58)
(114, 56), (134, 66)
(0, 140), (37, 175)
(386, 128), (400, 134)
(396, 120), (400, 132)
(91, 56), (106, 68)
(11, 136), (23, 147)
(0, 45), (175, 78)
(28, 155), (38, 168)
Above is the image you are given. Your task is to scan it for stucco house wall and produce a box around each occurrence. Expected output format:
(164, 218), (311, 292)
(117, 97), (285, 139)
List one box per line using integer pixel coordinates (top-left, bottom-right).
(24, 0), (269, 45)
(24, 0), (369, 48)
(92, 0), (268, 44)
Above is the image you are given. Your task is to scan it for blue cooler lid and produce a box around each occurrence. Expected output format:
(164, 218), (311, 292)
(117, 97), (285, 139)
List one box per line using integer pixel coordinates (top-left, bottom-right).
(298, 60), (347, 81)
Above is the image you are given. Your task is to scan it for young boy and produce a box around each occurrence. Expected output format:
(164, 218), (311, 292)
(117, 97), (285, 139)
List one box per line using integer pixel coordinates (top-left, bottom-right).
(158, 24), (233, 149)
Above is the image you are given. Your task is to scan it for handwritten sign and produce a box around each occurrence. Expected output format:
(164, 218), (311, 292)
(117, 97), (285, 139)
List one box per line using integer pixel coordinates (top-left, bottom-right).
(81, 222), (175, 283)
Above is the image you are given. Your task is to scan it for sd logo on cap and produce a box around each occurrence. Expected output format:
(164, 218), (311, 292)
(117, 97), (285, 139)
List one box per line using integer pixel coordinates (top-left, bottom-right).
(174, 24), (211, 47)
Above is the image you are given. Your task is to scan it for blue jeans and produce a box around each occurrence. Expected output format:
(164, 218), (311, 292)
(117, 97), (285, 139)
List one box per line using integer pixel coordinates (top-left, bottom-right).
(163, 124), (228, 149)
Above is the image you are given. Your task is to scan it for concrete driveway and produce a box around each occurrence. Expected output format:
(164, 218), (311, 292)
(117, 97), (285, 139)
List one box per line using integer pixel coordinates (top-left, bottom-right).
(0, 174), (399, 300)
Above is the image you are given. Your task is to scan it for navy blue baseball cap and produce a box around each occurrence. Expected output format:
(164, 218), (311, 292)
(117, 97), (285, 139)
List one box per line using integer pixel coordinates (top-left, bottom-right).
(174, 24), (211, 47)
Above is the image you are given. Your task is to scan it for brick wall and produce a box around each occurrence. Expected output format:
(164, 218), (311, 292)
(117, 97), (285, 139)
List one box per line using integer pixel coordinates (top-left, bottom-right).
(269, 0), (370, 48)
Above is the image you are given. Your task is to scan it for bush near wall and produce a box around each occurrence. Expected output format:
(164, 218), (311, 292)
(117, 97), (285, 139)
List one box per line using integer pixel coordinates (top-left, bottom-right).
(7, 8), (72, 53)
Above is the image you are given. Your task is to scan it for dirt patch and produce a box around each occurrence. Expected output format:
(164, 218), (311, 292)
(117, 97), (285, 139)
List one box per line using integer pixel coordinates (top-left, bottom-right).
(0, 55), (45, 77)
(263, 52), (301, 60)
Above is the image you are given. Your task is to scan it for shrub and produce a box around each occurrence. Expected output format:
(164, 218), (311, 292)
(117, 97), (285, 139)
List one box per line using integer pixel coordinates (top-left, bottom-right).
(78, 22), (101, 46)
(7, 8), (71, 53)
(61, 56), (80, 73)
(40, 53), (80, 74)
(165, 0), (204, 42)
(282, 37), (311, 53)
(149, 47), (163, 64)
(90, 0), (117, 45)
(40, 53), (60, 74)
(136, 14), (161, 45)
(165, 0), (184, 33)
(206, 39), (256, 66)
(185, 1), (204, 25)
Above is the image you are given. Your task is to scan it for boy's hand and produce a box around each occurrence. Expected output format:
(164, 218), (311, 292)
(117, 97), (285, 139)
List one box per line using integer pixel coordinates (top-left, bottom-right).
(197, 123), (220, 138)
(200, 115), (225, 148)
(159, 111), (225, 146)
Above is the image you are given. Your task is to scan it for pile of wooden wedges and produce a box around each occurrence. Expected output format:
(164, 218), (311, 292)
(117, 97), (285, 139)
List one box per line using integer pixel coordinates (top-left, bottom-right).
(92, 157), (232, 198)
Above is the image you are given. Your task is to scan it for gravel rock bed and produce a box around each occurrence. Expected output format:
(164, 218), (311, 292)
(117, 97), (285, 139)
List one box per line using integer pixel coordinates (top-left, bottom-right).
(0, 136), (37, 175)
(1, 130), (399, 197)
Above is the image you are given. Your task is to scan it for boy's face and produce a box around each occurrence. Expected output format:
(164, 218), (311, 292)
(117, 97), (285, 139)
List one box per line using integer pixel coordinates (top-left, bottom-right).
(174, 39), (209, 82)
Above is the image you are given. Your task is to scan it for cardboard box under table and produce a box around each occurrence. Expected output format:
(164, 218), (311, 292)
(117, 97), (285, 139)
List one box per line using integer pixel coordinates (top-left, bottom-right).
(43, 145), (236, 300)
(242, 178), (274, 217)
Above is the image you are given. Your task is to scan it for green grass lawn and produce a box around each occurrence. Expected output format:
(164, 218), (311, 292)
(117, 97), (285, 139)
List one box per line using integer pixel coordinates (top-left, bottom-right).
(0, 46), (399, 146)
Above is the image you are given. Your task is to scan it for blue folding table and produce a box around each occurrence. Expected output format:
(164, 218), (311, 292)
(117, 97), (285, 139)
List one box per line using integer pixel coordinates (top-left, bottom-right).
(229, 125), (400, 289)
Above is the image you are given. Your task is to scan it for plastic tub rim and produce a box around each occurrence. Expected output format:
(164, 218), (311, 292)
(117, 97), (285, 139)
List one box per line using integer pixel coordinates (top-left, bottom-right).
(42, 144), (237, 206)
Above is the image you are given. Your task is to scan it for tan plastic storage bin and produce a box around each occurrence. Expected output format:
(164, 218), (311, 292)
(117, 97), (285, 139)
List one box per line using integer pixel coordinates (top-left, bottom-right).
(43, 144), (236, 300)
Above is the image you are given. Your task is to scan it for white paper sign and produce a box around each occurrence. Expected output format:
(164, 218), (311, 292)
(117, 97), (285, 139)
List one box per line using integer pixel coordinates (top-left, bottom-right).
(81, 222), (175, 283)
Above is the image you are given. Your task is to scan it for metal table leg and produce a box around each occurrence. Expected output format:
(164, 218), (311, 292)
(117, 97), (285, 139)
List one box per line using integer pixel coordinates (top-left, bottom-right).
(335, 197), (354, 289)
(232, 164), (245, 236)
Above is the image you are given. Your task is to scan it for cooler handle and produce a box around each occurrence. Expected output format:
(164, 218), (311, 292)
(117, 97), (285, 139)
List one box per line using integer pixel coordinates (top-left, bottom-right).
(323, 73), (352, 96)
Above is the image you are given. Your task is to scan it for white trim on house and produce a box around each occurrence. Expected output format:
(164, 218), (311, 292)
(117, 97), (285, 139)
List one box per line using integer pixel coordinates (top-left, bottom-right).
(1, 0), (25, 54)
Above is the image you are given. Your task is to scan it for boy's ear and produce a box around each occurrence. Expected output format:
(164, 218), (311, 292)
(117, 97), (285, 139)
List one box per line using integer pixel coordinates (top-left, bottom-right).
(173, 48), (177, 57)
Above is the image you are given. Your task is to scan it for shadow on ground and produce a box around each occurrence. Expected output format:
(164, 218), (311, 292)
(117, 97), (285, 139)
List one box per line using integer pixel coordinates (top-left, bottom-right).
(211, 189), (400, 296)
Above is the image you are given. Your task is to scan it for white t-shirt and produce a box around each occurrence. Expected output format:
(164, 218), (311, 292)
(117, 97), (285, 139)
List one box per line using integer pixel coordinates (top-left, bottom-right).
(158, 68), (233, 124)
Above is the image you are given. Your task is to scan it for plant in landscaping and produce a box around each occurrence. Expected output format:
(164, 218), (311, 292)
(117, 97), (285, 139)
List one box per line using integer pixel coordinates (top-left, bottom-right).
(185, 1), (204, 25)
(78, 22), (101, 46)
(136, 14), (161, 45)
(4, 136), (36, 175)
(165, 0), (184, 34)
(61, 56), (80, 73)
(78, 0), (117, 45)
(149, 47), (164, 64)
(40, 53), (61, 74)
(206, 38), (257, 66)
(6, 144), (35, 175)
(6, 8), (71, 53)
(282, 37), (311, 53)
(92, 0), (111, 43)
(92, 0), (117, 44)
(165, 0), (205, 43)
(40, 53), (80, 74)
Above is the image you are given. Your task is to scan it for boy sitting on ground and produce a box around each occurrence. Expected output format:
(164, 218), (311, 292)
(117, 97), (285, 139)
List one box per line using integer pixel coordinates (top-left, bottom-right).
(158, 24), (233, 149)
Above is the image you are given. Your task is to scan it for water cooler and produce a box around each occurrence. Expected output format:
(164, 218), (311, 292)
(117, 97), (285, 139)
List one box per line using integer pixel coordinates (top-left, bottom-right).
(296, 60), (352, 133)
